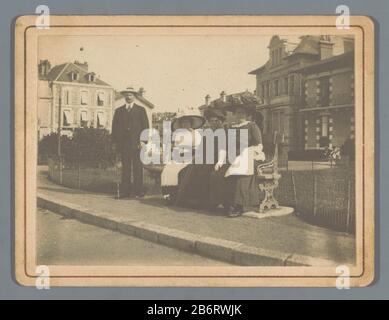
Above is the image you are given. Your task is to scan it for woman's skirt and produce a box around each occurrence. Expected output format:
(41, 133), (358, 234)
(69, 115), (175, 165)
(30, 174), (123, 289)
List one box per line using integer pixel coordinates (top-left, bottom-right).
(225, 174), (260, 209)
(175, 164), (213, 209)
(209, 164), (229, 206)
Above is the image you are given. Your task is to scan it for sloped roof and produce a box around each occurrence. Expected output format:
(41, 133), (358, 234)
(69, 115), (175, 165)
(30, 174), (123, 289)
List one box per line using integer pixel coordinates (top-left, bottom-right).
(199, 91), (259, 110)
(45, 63), (68, 81)
(249, 36), (325, 75)
(45, 62), (111, 87)
(294, 50), (354, 73)
(291, 35), (321, 56)
(248, 61), (269, 75)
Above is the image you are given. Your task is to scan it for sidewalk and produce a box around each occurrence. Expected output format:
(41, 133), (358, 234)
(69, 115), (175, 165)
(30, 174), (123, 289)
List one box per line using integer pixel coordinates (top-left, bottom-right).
(37, 167), (355, 266)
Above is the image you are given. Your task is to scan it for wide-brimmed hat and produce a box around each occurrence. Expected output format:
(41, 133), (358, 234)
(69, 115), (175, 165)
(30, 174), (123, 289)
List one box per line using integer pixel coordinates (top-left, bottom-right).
(120, 86), (137, 95)
(203, 108), (226, 121)
(171, 114), (205, 131)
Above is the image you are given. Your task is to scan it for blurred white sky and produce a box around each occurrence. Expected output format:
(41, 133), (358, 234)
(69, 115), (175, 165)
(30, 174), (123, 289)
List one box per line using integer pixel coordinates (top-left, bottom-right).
(39, 35), (272, 112)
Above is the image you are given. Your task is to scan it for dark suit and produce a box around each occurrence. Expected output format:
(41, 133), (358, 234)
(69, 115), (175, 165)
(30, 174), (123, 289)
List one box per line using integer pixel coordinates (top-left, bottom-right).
(112, 103), (149, 196)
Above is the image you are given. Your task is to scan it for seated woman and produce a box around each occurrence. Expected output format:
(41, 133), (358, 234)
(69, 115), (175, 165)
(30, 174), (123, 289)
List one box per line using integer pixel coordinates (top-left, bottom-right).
(161, 113), (204, 204)
(175, 108), (229, 211)
(219, 104), (265, 217)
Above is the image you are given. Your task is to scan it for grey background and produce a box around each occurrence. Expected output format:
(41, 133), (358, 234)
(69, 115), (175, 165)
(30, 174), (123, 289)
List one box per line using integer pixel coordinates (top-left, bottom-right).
(0, 0), (385, 299)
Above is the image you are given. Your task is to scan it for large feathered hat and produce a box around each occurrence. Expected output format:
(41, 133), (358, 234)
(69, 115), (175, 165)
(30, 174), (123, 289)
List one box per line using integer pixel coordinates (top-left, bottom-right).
(171, 108), (205, 131)
(203, 107), (226, 121)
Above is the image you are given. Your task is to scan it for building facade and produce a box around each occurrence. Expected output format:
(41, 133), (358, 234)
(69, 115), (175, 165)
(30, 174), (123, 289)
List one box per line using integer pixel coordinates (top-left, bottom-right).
(249, 35), (354, 154)
(38, 60), (115, 139)
(298, 51), (354, 151)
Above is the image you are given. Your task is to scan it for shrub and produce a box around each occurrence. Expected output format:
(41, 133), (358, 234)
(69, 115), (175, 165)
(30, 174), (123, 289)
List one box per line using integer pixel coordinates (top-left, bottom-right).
(288, 149), (327, 161)
(71, 128), (116, 168)
(38, 128), (117, 168)
(341, 138), (355, 161)
(38, 133), (72, 164)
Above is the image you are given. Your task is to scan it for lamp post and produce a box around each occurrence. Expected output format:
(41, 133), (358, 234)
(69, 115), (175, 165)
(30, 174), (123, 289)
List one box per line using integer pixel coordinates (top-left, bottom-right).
(57, 86), (63, 183)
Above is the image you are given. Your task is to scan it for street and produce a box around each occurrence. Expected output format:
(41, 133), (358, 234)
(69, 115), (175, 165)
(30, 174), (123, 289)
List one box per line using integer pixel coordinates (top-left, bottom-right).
(37, 208), (231, 266)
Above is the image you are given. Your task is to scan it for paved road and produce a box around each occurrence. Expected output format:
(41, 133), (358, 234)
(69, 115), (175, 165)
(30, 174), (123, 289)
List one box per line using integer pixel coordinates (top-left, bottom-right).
(37, 208), (231, 266)
(38, 168), (355, 265)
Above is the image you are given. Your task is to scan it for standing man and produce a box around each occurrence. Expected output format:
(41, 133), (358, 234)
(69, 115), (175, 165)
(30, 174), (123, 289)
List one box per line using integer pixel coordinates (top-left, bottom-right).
(112, 87), (149, 198)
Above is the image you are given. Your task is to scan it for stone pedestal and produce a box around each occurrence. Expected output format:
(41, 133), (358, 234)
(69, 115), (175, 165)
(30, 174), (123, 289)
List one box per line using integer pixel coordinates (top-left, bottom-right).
(257, 173), (281, 213)
(243, 206), (294, 219)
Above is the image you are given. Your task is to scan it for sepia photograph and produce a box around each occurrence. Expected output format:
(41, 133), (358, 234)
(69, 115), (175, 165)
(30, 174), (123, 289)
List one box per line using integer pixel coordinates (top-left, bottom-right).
(14, 15), (374, 287)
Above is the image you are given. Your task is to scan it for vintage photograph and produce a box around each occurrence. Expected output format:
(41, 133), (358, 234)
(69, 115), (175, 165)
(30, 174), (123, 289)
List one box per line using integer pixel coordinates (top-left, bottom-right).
(14, 16), (374, 287)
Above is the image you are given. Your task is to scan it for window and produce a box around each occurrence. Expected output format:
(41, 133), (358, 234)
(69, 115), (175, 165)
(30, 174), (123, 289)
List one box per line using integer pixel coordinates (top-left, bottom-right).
(63, 90), (70, 105)
(290, 75), (295, 95)
(88, 73), (95, 82)
(97, 112), (106, 128)
(97, 92), (105, 106)
(62, 110), (72, 127)
(271, 47), (283, 66)
(274, 80), (279, 96)
(80, 110), (88, 128)
(319, 77), (330, 107)
(261, 83), (265, 99)
(70, 72), (79, 81)
(319, 115), (329, 147)
(279, 111), (284, 133)
(284, 77), (289, 95)
(80, 90), (88, 105)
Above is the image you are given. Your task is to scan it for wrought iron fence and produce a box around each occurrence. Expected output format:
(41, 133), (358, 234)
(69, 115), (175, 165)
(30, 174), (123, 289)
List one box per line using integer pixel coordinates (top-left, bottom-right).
(275, 168), (355, 233)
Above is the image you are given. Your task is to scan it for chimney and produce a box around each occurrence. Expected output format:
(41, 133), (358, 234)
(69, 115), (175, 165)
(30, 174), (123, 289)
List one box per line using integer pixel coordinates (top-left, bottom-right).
(74, 60), (88, 71)
(220, 91), (226, 102)
(138, 87), (146, 97)
(319, 35), (334, 60)
(205, 94), (211, 106)
(38, 60), (51, 78)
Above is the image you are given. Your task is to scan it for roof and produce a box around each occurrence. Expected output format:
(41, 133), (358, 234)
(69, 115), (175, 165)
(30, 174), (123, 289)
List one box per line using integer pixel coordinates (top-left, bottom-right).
(115, 91), (155, 109)
(248, 62), (269, 75)
(294, 50), (354, 73)
(249, 35), (335, 75)
(290, 36), (322, 56)
(44, 63), (67, 81)
(249, 35), (354, 75)
(44, 62), (111, 87)
(199, 91), (259, 110)
(268, 35), (301, 53)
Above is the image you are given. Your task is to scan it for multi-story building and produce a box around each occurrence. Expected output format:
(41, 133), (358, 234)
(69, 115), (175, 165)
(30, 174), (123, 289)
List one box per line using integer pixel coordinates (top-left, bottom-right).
(38, 60), (115, 139)
(249, 35), (354, 154)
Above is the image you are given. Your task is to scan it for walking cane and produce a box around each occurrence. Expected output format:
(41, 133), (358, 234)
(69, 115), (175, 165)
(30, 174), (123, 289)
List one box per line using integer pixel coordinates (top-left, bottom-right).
(115, 152), (121, 199)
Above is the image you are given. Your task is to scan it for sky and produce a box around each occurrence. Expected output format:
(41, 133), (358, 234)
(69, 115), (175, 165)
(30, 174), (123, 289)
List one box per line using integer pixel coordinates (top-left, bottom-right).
(39, 34), (272, 112)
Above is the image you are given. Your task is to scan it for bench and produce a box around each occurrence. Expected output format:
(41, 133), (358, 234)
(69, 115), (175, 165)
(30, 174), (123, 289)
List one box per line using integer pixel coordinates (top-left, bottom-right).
(256, 142), (281, 213)
(143, 142), (282, 214)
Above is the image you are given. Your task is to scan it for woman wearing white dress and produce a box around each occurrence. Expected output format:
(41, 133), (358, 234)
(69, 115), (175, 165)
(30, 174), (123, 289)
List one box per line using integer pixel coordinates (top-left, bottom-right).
(161, 114), (204, 203)
(219, 105), (265, 217)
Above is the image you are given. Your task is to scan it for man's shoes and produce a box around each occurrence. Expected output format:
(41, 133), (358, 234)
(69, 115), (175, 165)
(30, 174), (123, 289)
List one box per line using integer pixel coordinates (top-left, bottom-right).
(135, 192), (146, 199)
(117, 192), (135, 199)
(227, 206), (243, 218)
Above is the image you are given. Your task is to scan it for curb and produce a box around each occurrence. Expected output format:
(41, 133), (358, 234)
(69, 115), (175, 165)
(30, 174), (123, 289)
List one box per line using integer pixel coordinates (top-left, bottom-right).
(37, 194), (337, 267)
